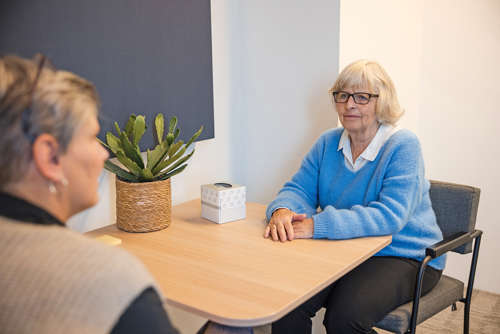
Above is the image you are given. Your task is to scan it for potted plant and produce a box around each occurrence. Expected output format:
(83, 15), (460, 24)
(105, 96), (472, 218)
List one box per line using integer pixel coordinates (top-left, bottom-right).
(99, 113), (203, 232)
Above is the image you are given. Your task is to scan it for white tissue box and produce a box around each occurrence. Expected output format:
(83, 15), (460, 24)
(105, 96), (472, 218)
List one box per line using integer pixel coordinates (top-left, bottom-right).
(201, 183), (246, 224)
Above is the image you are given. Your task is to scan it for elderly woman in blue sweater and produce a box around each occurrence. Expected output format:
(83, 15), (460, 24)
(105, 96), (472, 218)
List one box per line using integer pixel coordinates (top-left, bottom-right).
(265, 60), (445, 334)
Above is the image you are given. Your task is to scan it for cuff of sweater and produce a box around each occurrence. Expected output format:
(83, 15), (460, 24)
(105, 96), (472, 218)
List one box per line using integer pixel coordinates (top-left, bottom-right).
(312, 211), (332, 239)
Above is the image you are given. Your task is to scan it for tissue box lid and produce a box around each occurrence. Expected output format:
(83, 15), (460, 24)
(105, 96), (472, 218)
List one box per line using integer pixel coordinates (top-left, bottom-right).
(201, 183), (246, 209)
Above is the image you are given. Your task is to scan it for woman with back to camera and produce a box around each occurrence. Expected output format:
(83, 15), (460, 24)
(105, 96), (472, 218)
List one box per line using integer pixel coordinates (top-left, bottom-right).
(264, 60), (445, 334)
(0, 54), (251, 334)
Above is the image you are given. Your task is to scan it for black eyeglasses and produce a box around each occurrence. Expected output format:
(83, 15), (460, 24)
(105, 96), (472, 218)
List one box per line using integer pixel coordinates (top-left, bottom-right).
(21, 54), (47, 142)
(332, 91), (379, 105)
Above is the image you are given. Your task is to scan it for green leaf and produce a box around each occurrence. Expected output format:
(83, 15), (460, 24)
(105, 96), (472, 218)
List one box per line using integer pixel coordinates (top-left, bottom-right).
(146, 141), (169, 172)
(185, 126), (204, 148)
(124, 114), (136, 142)
(104, 160), (138, 182)
(155, 149), (194, 177)
(97, 137), (110, 150)
(155, 113), (164, 144)
(155, 163), (188, 181)
(114, 122), (121, 136)
(168, 116), (178, 134)
(133, 115), (146, 146)
(167, 140), (183, 157)
(166, 133), (174, 145)
(115, 151), (142, 176)
(139, 168), (154, 181)
(106, 132), (123, 156)
(152, 145), (186, 175)
(120, 132), (144, 169)
(104, 115), (202, 183)
(146, 149), (153, 167)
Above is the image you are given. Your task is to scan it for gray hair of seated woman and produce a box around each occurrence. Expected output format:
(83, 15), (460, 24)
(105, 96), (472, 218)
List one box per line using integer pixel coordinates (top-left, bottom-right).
(0, 54), (99, 188)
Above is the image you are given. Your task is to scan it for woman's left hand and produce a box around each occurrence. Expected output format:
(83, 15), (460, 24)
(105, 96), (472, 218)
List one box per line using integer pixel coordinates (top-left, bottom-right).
(293, 218), (314, 239)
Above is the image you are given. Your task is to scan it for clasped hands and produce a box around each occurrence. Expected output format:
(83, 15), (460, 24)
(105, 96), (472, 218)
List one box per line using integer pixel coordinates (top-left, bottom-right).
(264, 208), (314, 242)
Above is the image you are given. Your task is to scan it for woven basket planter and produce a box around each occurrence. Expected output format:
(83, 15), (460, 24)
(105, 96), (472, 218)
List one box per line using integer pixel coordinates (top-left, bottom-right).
(116, 177), (171, 232)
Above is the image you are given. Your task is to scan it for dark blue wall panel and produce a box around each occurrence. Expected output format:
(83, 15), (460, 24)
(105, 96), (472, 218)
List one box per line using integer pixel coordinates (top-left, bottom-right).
(0, 0), (214, 147)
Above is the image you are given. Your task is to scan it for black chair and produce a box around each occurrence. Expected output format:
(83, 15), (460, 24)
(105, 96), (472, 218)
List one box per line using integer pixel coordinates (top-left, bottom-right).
(375, 180), (483, 334)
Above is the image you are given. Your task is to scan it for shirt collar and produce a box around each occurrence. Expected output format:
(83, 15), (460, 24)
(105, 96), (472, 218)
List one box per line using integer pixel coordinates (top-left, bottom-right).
(338, 123), (398, 162)
(0, 192), (65, 227)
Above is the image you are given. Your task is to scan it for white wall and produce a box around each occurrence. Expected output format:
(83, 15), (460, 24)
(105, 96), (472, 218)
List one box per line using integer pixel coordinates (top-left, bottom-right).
(230, 0), (340, 204)
(339, 0), (500, 293)
(418, 0), (500, 294)
(227, 3), (340, 332)
(339, 0), (423, 133)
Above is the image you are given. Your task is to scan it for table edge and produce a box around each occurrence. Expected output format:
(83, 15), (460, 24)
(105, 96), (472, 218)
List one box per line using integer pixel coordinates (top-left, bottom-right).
(165, 234), (392, 327)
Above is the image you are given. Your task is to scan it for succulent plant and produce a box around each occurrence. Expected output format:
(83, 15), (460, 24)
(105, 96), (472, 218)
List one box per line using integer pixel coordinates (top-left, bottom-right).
(99, 113), (203, 182)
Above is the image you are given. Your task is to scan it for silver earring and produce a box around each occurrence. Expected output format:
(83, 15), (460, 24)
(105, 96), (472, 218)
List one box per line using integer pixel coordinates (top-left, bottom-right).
(48, 182), (57, 194)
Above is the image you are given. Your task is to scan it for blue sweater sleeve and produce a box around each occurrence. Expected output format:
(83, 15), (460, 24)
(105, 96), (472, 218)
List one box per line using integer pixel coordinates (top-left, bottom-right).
(313, 134), (424, 239)
(265, 134), (327, 220)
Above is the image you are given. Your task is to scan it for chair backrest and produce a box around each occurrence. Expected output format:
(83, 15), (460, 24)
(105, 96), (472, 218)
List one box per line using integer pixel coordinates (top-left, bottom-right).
(429, 180), (480, 254)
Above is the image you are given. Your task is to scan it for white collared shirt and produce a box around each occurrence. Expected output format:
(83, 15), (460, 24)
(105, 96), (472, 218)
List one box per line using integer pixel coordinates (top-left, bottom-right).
(338, 123), (399, 172)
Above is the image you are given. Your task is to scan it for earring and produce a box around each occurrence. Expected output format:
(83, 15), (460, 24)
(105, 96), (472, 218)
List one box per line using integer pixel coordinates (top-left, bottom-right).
(48, 182), (57, 194)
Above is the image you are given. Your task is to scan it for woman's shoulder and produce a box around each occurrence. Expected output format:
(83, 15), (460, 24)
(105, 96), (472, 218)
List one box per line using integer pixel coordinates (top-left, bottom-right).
(381, 128), (424, 165)
(1, 219), (156, 289)
(0, 219), (159, 334)
(320, 127), (344, 139)
(63, 228), (156, 285)
(316, 127), (344, 146)
(386, 128), (421, 148)
(305, 127), (344, 158)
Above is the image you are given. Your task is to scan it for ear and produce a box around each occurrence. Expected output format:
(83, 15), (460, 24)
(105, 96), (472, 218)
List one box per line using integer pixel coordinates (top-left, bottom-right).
(31, 134), (64, 182)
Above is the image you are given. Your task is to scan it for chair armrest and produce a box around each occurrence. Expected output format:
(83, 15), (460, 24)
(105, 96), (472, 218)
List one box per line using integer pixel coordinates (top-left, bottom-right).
(426, 230), (482, 258)
(409, 229), (482, 333)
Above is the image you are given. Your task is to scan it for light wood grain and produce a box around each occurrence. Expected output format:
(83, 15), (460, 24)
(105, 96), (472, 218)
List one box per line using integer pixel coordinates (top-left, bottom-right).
(86, 200), (391, 326)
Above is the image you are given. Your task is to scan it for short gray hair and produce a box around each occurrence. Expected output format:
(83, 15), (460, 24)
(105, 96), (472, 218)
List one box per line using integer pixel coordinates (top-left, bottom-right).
(0, 54), (99, 188)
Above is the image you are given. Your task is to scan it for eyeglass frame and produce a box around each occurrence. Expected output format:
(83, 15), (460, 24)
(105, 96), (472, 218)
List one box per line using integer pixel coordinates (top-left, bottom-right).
(332, 91), (379, 105)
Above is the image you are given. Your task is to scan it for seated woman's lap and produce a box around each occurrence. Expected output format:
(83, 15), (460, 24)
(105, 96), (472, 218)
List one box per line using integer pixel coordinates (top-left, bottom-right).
(272, 256), (441, 334)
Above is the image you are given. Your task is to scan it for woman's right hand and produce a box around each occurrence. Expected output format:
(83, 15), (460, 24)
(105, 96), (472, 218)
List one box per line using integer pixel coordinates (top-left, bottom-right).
(264, 208), (307, 242)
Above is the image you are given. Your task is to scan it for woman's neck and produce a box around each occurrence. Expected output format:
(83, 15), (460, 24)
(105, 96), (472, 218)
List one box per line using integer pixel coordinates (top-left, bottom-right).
(3, 178), (69, 223)
(348, 123), (380, 162)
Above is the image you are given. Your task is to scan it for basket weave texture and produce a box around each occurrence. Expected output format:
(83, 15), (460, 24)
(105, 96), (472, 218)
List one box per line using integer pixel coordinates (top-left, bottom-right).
(116, 177), (171, 232)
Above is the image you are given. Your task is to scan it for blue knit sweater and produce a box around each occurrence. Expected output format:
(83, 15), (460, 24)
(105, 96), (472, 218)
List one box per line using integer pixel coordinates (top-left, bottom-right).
(266, 128), (445, 270)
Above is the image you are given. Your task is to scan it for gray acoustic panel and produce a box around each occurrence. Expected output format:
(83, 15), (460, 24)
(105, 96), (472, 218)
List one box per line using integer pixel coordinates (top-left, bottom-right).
(0, 0), (214, 148)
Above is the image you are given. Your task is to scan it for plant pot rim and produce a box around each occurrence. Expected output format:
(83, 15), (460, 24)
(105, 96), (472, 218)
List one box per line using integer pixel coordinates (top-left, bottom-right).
(116, 176), (171, 184)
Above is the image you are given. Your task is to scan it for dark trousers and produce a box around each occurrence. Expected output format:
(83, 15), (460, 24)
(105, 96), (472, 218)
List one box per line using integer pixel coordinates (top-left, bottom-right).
(272, 256), (442, 334)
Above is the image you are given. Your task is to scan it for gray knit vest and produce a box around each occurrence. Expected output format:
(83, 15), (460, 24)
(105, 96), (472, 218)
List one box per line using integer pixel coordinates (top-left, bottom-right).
(0, 217), (161, 334)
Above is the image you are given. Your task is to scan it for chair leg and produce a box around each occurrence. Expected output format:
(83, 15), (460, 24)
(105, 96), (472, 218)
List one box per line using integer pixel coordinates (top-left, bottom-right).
(463, 233), (482, 334)
(409, 256), (432, 334)
(463, 294), (471, 334)
(451, 303), (457, 311)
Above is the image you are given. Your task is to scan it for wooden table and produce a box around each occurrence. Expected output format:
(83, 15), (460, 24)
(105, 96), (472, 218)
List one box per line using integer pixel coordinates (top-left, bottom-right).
(86, 200), (391, 327)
